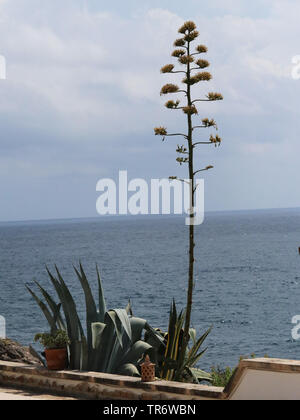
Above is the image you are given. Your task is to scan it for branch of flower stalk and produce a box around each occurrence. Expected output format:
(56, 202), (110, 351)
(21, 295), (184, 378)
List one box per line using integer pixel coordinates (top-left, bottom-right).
(169, 176), (191, 186)
(193, 141), (214, 147)
(164, 133), (188, 139)
(190, 68), (209, 72)
(192, 125), (208, 130)
(166, 107), (185, 110)
(192, 99), (216, 103)
(193, 166), (214, 176)
(193, 125), (218, 131)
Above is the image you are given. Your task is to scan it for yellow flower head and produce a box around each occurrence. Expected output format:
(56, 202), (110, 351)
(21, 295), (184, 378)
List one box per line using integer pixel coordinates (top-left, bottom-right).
(160, 84), (180, 95)
(182, 105), (198, 115)
(194, 72), (212, 82)
(207, 92), (223, 101)
(179, 55), (194, 65)
(154, 127), (168, 136)
(178, 21), (197, 34)
(210, 134), (222, 146)
(202, 118), (217, 128)
(161, 64), (175, 73)
(172, 49), (186, 58)
(196, 59), (210, 69)
(196, 45), (208, 53)
(184, 31), (199, 42)
(174, 38), (186, 47)
(165, 100), (180, 109)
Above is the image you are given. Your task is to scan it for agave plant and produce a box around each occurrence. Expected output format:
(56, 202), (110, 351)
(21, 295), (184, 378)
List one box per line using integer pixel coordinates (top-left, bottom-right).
(146, 300), (212, 383)
(26, 264), (164, 376)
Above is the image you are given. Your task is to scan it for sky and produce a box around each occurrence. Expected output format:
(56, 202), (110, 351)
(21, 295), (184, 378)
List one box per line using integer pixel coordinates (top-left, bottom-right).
(0, 0), (300, 221)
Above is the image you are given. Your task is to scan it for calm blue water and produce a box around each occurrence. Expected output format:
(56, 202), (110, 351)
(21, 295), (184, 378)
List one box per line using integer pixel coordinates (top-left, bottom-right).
(1, 208), (300, 371)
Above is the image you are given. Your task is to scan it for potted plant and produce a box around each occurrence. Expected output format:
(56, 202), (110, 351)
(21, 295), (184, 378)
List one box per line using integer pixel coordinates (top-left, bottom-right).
(34, 330), (70, 370)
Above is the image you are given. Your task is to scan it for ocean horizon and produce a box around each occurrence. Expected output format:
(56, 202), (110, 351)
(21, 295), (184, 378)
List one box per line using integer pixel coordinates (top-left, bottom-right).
(1, 205), (300, 225)
(1, 206), (300, 370)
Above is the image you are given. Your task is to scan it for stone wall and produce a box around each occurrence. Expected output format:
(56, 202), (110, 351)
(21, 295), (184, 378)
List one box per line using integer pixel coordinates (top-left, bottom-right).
(2, 358), (300, 400)
(0, 361), (223, 400)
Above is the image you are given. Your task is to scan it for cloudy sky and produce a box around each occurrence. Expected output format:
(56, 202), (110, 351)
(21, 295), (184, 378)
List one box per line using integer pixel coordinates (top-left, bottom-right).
(0, 0), (299, 221)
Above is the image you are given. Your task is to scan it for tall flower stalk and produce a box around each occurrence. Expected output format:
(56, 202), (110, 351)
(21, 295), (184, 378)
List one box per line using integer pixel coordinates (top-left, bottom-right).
(154, 21), (223, 378)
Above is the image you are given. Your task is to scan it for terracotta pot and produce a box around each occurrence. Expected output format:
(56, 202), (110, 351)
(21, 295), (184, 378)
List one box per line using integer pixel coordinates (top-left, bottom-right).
(45, 348), (67, 371)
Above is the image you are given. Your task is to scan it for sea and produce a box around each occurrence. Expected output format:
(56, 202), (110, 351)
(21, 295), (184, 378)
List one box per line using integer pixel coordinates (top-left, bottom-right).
(1, 207), (300, 371)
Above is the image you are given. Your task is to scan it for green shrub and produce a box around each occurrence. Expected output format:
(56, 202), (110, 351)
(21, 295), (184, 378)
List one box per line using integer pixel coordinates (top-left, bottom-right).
(27, 264), (163, 374)
(145, 300), (212, 383)
(34, 330), (70, 350)
(210, 365), (235, 387)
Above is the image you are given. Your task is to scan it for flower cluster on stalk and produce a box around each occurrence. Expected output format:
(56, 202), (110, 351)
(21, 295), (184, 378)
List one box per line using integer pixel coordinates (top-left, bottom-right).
(154, 20), (223, 169)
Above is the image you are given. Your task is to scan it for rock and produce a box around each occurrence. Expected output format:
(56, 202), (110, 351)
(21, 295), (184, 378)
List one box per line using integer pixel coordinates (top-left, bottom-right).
(0, 339), (41, 365)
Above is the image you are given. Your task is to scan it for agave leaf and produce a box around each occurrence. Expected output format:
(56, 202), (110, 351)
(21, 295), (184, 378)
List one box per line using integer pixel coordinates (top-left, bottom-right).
(165, 301), (177, 356)
(91, 322), (106, 350)
(187, 367), (212, 383)
(91, 322), (113, 372)
(53, 266), (85, 369)
(172, 310), (185, 361)
(114, 309), (132, 342)
(187, 326), (212, 363)
(25, 284), (57, 334)
(167, 310), (185, 380)
(53, 303), (62, 328)
(46, 268), (86, 369)
(105, 310), (125, 348)
(189, 328), (197, 346)
(96, 264), (106, 322)
(161, 302), (176, 379)
(74, 263), (99, 355)
(130, 317), (147, 343)
(144, 323), (166, 348)
(33, 280), (66, 331)
(77, 316), (89, 371)
(116, 363), (140, 377)
(164, 303), (185, 380)
(107, 336), (129, 374)
(98, 311), (124, 372)
(119, 340), (152, 367)
(46, 267), (74, 340)
(186, 348), (208, 368)
(105, 310), (134, 373)
(29, 345), (46, 367)
(125, 300), (133, 316)
(162, 357), (178, 370)
(144, 327), (166, 366)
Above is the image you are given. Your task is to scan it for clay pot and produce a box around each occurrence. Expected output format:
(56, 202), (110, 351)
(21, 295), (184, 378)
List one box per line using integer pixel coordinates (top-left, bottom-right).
(45, 348), (67, 370)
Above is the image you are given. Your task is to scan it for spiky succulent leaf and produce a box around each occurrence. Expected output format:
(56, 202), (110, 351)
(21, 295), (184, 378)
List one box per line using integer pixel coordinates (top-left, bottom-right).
(116, 363), (140, 377)
(26, 285), (58, 335)
(96, 265), (107, 322)
(33, 280), (65, 331)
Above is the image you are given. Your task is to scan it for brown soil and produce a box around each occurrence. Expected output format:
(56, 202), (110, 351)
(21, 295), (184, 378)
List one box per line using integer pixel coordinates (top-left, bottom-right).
(0, 339), (41, 365)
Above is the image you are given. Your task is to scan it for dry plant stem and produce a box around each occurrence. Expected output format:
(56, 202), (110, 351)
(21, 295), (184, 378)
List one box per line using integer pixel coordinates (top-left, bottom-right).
(156, 21), (223, 381)
(176, 39), (195, 379)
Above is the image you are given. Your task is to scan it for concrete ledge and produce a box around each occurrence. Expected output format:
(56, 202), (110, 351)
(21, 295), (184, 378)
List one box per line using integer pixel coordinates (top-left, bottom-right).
(223, 358), (300, 400)
(0, 361), (224, 400)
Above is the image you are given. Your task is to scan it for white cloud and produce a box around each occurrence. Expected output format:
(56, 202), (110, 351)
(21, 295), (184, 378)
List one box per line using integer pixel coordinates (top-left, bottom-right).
(0, 1), (298, 131)
(0, 0), (300, 219)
